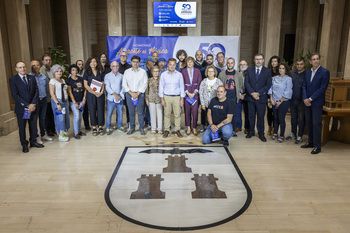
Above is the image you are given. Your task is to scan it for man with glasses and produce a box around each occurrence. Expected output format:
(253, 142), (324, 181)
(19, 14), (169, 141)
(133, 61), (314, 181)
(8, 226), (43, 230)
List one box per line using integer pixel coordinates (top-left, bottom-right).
(301, 52), (330, 154)
(239, 60), (249, 134)
(122, 55), (148, 135)
(244, 54), (272, 142)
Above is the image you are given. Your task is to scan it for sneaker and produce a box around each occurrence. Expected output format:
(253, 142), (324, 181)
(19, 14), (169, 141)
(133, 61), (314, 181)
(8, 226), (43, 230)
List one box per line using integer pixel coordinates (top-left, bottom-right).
(286, 133), (296, 140)
(36, 137), (43, 144)
(232, 132), (238, 137)
(295, 136), (303, 144)
(223, 140), (229, 147)
(74, 134), (81, 140)
(41, 134), (53, 141)
(106, 128), (112, 135)
(199, 125), (205, 132)
(117, 126), (126, 132)
(58, 133), (69, 142)
(127, 129), (135, 135)
(112, 125), (117, 129)
(140, 129), (146, 135)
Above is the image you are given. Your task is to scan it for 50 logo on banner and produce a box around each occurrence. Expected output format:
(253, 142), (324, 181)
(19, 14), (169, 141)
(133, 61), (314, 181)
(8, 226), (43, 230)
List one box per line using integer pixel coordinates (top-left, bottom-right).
(198, 43), (226, 57)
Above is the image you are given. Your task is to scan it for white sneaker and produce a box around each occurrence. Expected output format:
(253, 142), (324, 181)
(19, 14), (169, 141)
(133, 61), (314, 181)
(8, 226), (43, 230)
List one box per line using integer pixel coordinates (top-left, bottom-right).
(36, 137), (43, 145)
(58, 131), (69, 142)
(41, 134), (53, 141)
(118, 126), (126, 132)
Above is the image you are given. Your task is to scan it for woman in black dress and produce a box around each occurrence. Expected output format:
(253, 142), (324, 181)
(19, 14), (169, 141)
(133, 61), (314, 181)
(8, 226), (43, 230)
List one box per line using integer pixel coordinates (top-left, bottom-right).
(83, 57), (105, 136)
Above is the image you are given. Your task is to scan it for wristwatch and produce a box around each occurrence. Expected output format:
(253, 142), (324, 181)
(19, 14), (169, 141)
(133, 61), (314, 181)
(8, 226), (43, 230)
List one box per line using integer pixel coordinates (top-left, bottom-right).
(56, 102), (60, 105)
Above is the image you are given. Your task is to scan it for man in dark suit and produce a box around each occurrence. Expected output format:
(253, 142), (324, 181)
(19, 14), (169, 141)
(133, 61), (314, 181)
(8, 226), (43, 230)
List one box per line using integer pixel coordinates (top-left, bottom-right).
(9, 61), (44, 153)
(301, 52), (330, 154)
(244, 54), (272, 142)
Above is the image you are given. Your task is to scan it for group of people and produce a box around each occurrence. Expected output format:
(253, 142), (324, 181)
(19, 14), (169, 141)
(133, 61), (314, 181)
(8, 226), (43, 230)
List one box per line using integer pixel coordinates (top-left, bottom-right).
(10, 48), (329, 155)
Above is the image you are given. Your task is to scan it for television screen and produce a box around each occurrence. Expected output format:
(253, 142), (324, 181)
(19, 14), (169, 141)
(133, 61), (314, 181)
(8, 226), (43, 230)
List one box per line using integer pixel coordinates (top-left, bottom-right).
(153, 2), (197, 27)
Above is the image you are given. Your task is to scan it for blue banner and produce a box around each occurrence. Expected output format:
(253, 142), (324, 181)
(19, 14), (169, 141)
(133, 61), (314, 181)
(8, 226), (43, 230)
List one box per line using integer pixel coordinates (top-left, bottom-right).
(107, 36), (240, 69)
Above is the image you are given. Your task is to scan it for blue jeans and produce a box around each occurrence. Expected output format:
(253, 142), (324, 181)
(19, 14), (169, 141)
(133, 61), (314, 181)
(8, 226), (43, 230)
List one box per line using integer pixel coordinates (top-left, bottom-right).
(202, 123), (233, 144)
(236, 99), (242, 129)
(51, 99), (70, 133)
(70, 101), (83, 134)
(126, 93), (145, 130)
(106, 99), (124, 129)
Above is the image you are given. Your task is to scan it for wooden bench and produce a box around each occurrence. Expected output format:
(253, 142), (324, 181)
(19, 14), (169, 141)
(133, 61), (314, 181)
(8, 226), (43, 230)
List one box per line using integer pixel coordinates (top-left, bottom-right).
(322, 108), (350, 145)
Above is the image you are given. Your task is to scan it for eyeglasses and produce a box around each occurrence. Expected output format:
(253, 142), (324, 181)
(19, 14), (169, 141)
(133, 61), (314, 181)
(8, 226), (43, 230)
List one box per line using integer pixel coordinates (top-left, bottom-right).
(120, 55), (127, 57)
(311, 58), (320, 61)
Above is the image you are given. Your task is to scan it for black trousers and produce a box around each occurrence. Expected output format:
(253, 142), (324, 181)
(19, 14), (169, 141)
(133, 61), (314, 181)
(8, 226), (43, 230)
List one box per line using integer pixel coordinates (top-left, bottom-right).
(290, 100), (305, 137)
(86, 92), (105, 126)
(305, 105), (323, 149)
(83, 102), (90, 128)
(248, 101), (266, 136)
(230, 99), (237, 130)
(45, 102), (55, 133)
(16, 111), (38, 146)
(242, 99), (250, 130)
(267, 104), (274, 127)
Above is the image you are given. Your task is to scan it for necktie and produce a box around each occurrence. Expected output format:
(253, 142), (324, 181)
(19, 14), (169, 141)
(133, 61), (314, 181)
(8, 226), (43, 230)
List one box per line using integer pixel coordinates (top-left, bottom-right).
(256, 69), (260, 80)
(22, 76), (28, 88)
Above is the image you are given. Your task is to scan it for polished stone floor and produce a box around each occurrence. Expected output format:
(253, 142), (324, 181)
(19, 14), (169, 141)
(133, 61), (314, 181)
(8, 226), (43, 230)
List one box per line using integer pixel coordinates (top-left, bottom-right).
(1, 113), (350, 233)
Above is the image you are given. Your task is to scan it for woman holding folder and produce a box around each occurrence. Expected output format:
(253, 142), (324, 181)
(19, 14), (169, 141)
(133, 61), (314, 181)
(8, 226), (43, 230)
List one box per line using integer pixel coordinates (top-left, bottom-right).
(83, 57), (105, 136)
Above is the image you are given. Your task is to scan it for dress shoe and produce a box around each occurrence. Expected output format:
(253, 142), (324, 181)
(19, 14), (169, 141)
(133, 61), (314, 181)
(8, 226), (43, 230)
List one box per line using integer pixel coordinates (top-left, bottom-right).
(175, 130), (183, 138)
(246, 132), (254, 138)
(301, 142), (314, 148)
(232, 132), (238, 137)
(22, 145), (29, 153)
(244, 129), (249, 134)
(258, 135), (267, 142)
(311, 147), (321, 154)
(30, 142), (44, 148)
(85, 126), (91, 130)
(163, 130), (169, 138)
(235, 128), (242, 132)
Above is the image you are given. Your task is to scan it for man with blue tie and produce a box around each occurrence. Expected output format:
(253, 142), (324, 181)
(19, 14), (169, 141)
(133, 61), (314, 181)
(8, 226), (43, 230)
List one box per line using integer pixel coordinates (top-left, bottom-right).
(301, 52), (330, 154)
(244, 54), (272, 142)
(10, 61), (44, 153)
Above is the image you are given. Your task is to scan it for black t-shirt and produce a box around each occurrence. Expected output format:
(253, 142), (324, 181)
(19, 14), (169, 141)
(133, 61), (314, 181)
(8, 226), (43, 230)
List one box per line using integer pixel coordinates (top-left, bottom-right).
(66, 76), (84, 102)
(225, 70), (236, 100)
(119, 62), (132, 74)
(83, 71), (104, 86)
(208, 97), (235, 125)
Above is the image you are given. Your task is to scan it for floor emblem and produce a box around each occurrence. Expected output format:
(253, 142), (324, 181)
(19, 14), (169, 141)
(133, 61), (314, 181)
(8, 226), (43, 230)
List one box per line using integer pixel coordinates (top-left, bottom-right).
(105, 146), (252, 230)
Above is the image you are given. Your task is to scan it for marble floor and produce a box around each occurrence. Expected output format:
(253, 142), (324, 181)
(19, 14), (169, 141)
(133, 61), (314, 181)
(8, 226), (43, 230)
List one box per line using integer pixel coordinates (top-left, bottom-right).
(1, 113), (350, 233)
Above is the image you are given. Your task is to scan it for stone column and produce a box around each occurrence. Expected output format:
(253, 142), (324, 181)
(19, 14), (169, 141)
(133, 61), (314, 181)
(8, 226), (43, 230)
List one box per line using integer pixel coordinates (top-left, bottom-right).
(107, 0), (124, 36)
(4, 0), (31, 70)
(294, 0), (320, 58)
(28, 0), (54, 60)
(66, 0), (90, 63)
(187, 0), (201, 36)
(258, 0), (283, 63)
(0, 18), (17, 136)
(319, 0), (346, 77)
(224, 0), (242, 61)
(147, 0), (161, 36)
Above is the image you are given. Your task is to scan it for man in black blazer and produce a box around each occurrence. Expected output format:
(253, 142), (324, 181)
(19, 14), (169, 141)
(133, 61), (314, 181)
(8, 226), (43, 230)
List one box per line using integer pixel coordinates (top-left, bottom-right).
(9, 61), (44, 153)
(301, 52), (330, 154)
(244, 54), (272, 142)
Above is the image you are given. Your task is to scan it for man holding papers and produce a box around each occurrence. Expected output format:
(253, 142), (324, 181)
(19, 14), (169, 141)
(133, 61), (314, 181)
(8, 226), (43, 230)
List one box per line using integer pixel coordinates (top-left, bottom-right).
(122, 55), (148, 135)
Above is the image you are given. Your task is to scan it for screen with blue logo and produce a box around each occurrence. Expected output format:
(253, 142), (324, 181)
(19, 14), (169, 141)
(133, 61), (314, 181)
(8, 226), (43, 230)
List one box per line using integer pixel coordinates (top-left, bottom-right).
(153, 2), (196, 27)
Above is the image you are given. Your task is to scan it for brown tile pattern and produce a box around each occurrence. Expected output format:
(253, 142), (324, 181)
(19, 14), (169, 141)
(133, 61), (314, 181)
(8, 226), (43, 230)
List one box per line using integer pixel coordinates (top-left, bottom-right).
(163, 155), (192, 173)
(192, 174), (227, 198)
(130, 174), (165, 199)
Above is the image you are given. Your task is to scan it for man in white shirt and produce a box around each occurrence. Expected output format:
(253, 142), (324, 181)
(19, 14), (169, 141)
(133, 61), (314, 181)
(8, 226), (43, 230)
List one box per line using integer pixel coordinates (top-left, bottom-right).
(122, 55), (148, 135)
